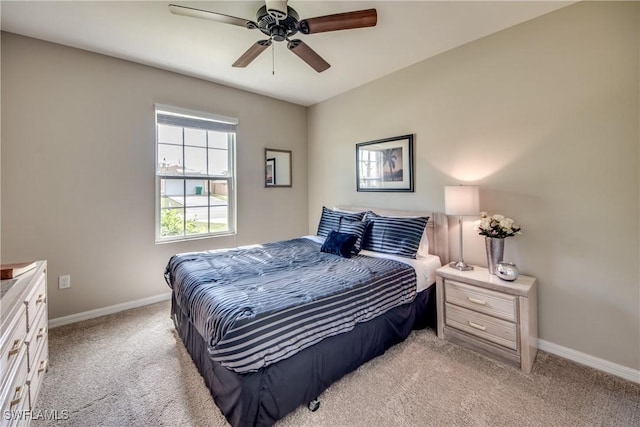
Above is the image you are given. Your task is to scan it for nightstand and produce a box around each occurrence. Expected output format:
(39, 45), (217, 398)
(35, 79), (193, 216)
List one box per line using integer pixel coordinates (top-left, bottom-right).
(436, 265), (538, 373)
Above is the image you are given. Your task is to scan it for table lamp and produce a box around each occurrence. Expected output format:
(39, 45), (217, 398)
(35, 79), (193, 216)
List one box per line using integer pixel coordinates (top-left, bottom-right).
(444, 185), (479, 271)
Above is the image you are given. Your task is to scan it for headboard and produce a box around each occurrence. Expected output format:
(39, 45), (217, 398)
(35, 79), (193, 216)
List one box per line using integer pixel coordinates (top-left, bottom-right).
(334, 206), (449, 265)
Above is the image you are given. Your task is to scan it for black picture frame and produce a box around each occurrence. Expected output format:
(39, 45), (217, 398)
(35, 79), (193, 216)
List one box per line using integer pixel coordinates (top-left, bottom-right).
(356, 134), (414, 192)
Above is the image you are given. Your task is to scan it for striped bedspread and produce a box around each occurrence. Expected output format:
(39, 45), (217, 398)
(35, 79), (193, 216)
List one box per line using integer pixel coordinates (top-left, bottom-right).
(164, 238), (417, 373)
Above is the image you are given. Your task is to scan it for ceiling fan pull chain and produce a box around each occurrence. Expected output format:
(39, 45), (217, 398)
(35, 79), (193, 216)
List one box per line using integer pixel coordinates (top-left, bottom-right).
(272, 42), (275, 76)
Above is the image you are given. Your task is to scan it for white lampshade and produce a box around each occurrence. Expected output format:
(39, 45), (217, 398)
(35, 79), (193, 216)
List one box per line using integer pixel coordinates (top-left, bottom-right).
(444, 185), (479, 216)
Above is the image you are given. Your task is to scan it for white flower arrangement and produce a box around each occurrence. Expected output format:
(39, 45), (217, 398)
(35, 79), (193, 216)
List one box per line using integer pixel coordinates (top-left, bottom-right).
(474, 212), (522, 239)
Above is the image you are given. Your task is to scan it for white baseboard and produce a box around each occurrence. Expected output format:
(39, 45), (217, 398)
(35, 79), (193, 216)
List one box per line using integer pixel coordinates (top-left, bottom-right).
(538, 339), (640, 384)
(49, 293), (172, 329)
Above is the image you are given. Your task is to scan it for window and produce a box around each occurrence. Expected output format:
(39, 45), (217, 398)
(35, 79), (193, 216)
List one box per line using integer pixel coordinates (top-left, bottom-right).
(155, 105), (237, 242)
(358, 149), (383, 186)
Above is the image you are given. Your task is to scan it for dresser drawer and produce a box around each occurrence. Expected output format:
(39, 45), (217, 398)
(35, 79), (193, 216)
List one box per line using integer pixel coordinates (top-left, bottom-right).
(26, 306), (47, 373)
(0, 305), (26, 383)
(445, 279), (517, 322)
(0, 349), (29, 427)
(445, 303), (518, 350)
(27, 338), (48, 410)
(25, 271), (47, 333)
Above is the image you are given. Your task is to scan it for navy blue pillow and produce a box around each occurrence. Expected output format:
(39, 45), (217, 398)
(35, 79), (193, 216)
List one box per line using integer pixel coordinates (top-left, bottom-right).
(362, 214), (429, 258)
(338, 218), (370, 254)
(320, 231), (358, 258)
(316, 207), (365, 237)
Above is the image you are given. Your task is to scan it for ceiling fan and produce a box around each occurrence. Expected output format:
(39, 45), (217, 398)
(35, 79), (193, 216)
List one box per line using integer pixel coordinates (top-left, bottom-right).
(168, 1), (377, 73)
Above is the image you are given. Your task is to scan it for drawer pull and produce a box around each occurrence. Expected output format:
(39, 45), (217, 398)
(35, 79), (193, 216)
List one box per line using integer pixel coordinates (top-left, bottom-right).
(468, 321), (487, 331)
(36, 294), (47, 304)
(38, 359), (48, 373)
(8, 339), (22, 357)
(37, 327), (47, 338)
(467, 296), (487, 305)
(10, 386), (23, 407)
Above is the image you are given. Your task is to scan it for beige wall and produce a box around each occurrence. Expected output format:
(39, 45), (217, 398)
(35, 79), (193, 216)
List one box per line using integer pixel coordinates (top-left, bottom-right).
(1, 33), (308, 319)
(308, 2), (639, 370)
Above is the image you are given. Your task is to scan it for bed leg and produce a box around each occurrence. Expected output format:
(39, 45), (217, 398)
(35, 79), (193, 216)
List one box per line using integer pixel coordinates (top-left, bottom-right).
(308, 398), (320, 412)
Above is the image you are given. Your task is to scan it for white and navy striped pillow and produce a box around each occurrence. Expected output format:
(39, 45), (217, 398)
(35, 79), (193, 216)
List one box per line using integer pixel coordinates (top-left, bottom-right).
(362, 213), (429, 258)
(317, 207), (365, 237)
(338, 218), (370, 254)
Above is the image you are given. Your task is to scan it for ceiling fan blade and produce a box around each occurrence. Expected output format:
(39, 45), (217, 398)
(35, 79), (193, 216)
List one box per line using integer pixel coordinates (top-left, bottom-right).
(168, 4), (256, 29)
(233, 40), (272, 68)
(287, 40), (330, 73)
(298, 8), (377, 34)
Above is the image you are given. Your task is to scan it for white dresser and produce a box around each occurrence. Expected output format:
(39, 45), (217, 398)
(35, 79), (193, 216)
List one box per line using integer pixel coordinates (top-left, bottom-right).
(436, 265), (538, 373)
(0, 261), (48, 426)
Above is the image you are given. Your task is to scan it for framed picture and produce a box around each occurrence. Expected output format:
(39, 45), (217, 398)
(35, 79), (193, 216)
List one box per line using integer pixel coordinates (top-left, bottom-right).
(356, 134), (414, 192)
(266, 158), (276, 186)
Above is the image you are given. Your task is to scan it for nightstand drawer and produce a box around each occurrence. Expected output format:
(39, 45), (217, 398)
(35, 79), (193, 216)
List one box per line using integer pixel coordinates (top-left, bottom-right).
(445, 280), (517, 322)
(445, 303), (517, 350)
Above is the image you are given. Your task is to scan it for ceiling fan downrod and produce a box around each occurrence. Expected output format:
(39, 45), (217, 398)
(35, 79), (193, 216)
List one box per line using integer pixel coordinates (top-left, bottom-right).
(265, 0), (288, 20)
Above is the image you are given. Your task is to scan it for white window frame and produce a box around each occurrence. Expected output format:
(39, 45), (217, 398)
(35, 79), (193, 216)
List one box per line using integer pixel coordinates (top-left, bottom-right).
(154, 104), (237, 243)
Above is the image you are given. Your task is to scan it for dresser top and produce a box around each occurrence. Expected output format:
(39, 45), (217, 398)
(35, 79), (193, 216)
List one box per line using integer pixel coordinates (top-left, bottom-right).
(1, 260), (46, 325)
(437, 265), (536, 297)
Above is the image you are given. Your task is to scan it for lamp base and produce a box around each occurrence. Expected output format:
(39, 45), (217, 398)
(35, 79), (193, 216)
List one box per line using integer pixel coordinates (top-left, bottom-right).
(449, 261), (474, 271)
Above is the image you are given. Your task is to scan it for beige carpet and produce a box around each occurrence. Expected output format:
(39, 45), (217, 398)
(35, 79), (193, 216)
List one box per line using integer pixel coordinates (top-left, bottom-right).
(33, 301), (639, 427)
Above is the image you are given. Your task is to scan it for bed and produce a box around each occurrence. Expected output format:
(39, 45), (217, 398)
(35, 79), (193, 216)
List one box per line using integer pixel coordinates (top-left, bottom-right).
(165, 207), (449, 427)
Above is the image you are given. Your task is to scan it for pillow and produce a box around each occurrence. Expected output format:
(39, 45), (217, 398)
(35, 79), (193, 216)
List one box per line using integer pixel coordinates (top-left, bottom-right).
(338, 218), (370, 254)
(320, 231), (358, 258)
(363, 211), (377, 222)
(417, 231), (430, 258)
(316, 206), (365, 237)
(362, 213), (429, 258)
(364, 211), (430, 257)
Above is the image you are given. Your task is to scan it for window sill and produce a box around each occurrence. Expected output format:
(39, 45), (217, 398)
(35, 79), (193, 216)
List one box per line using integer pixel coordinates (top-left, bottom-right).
(155, 231), (236, 245)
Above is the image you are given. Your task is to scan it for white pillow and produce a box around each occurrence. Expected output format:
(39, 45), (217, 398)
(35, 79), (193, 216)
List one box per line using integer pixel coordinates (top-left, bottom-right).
(417, 230), (430, 258)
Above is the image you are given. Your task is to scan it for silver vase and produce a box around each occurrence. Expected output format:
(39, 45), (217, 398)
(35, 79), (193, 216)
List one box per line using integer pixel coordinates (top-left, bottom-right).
(485, 237), (505, 275)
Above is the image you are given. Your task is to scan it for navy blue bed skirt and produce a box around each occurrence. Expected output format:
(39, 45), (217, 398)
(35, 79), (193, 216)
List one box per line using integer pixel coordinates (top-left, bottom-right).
(171, 285), (436, 427)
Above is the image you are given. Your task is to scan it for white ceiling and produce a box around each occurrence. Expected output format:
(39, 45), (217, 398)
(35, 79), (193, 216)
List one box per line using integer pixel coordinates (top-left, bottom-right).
(1, 1), (572, 106)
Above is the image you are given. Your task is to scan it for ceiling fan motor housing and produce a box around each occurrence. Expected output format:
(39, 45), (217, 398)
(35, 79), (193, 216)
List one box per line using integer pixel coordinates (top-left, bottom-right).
(256, 5), (299, 42)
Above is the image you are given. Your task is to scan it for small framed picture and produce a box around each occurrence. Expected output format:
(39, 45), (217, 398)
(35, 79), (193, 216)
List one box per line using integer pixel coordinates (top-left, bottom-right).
(356, 134), (414, 192)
